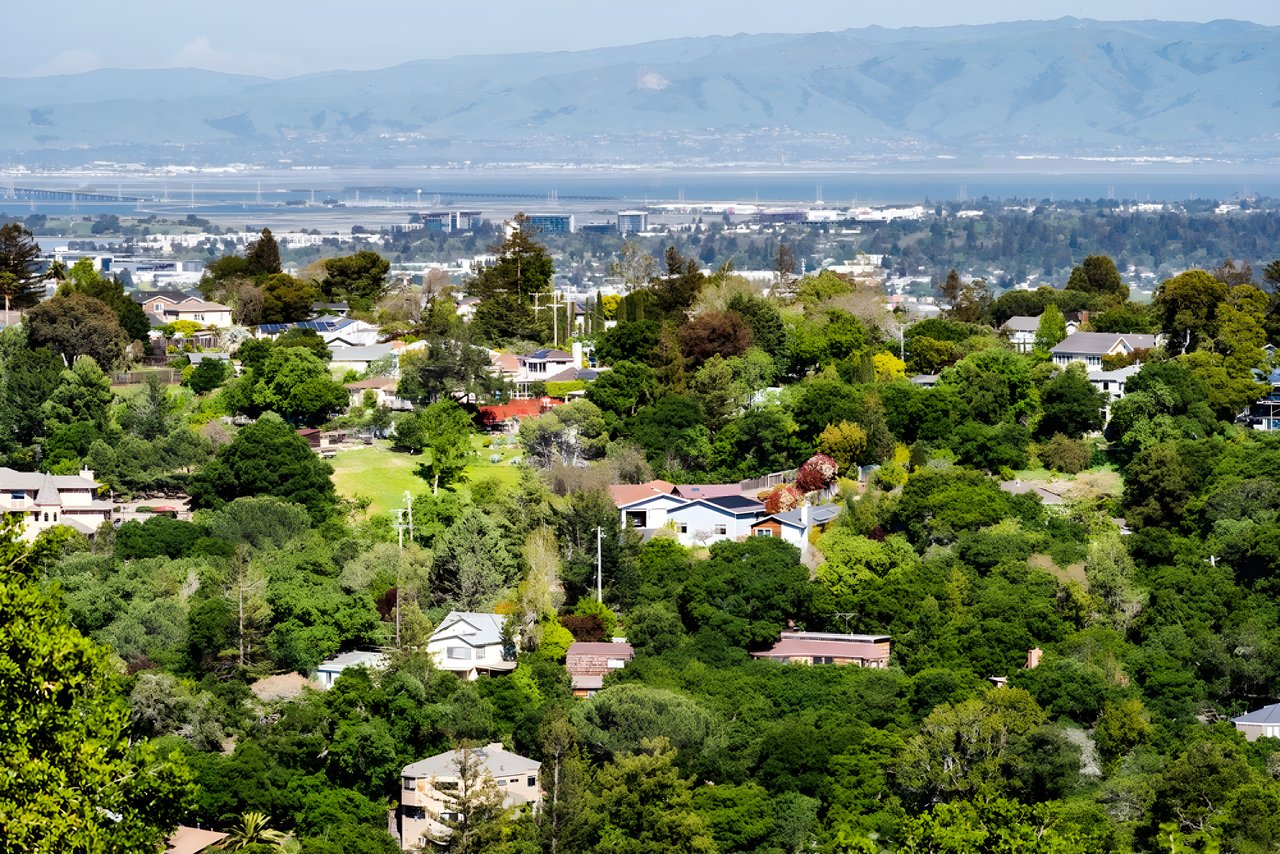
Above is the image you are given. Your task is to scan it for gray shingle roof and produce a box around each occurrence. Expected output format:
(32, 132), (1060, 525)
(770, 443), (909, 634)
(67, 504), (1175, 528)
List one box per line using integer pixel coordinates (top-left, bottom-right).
(1001, 315), (1042, 332)
(1052, 332), (1158, 356)
(1233, 702), (1280, 726)
(402, 743), (539, 779)
(430, 612), (507, 648)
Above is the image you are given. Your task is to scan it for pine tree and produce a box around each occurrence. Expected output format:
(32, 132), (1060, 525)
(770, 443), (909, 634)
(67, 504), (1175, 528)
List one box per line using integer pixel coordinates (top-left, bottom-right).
(244, 228), (282, 277)
(0, 223), (44, 310)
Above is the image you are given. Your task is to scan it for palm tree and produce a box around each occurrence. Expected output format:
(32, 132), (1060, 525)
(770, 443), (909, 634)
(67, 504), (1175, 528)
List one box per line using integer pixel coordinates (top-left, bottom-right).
(216, 812), (290, 851)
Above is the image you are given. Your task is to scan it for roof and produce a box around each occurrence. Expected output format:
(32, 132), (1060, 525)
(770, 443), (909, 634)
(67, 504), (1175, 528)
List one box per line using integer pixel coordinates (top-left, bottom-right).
(571, 674), (605, 691)
(132, 288), (198, 305)
(430, 611), (508, 648)
(1087, 363), (1143, 382)
(164, 299), (230, 313)
(166, 826), (228, 854)
(35, 474), (61, 506)
(544, 367), (584, 384)
(1001, 315), (1042, 332)
(403, 743), (540, 780)
(0, 467), (100, 492)
(566, 642), (635, 658)
(187, 352), (230, 364)
(317, 649), (388, 672)
(1052, 332), (1158, 356)
(910, 374), (939, 385)
(478, 398), (564, 425)
(672, 484), (745, 500)
(525, 348), (574, 361)
(753, 632), (891, 661)
(1233, 702), (1280, 726)
(345, 377), (398, 390)
(999, 480), (1067, 505)
(328, 343), (395, 361)
(608, 480), (676, 506)
(490, 352), (521, 373)
(704, 494), (765, 512)
(755, 503), (843, 529)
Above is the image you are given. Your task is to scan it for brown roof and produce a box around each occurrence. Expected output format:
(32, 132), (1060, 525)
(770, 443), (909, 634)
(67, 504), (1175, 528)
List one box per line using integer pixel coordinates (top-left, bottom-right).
(753, 632), (890, 662)
(566, 642), (635, 658)
(608, 480), (676, 506)
(166, 826), (228, 854)
(345, 377), (397, 390)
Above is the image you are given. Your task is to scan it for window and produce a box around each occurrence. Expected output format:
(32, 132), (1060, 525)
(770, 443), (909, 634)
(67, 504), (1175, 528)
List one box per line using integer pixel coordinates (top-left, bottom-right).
(678, 523), (688, 534)
(43, 512), (49, 522)
(402, 806), (426, 820)
(528, 776), (537, 787)
(403, 777), (416, 791)
(713, 524), (727, 536)
(9, 492), (23, 501)
(755, 529), (772, 537)
(498, 779), (507, 786)
(447, 647), (472, 660)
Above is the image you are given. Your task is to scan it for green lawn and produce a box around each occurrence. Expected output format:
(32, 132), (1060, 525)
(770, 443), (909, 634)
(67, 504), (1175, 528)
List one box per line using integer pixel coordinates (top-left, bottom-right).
(330, 435), (524, 516)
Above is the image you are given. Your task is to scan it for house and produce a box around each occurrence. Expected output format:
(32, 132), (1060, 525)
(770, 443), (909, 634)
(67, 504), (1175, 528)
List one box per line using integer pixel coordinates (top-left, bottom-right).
(165, 826), (228, 854)
(345, 377), (413, 412)
(154, 299), (233, 329)
(314, 649), (388, 690)
(663, 495), (767, 546)
(510, 348), (580, 397)
(1231, 702), (1280, 741)
(608, 479), (676, 507)
(672, 484), (745, 501)
(910, 374), (939, 388)
(1088, 363), (1143, 419)
(427, 612), (517, 680)
(328, 343), (397, 375)
(1051, 332), (1159, 368)
(0, 467), (113, 540)
(616, 491), (688, 532)
(750, 503), (842, 548)
(256, 316), (381, 347)
(1241, 368), (1280, 432)
(565, 641), (634, 698)
(753, 631), (892, 668)
(131, 288), (202, 316)
(399, 743), (541, 850)
(1001, 314), (1081, 352)
(0, 309), (25, 329)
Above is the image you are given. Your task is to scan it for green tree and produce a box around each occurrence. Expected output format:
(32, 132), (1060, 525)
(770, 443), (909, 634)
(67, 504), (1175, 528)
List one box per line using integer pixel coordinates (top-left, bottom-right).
(431, 508), (516, 609)
(1154, 269), (1229, 354)
(679, 537), (813, 649)
(1033, 303), (1068, 351)
(818, 421), (868, 472)
(62, 258), (150, 341)
(413, 400), (474, 494)
(1038, 363), (1107, 438)
(0, 515), (195, 850)
(583, 738), (716, 854)
(0, 222), (43, 309)
(322, 250), (391, 309)
(247, 346), (348, 426)
(188, 412), (337, 522)
(219, 811), (290, 850)
(469, 214), (555, 343)
(260, 273), (320, 323)
(939, 269), (991, 323)
(585, 360), (659, 420)
(187, 357), (230, 394)
(1066, 254), (1127, 300)
(244, 228), (282, 277)
(26, 292), (131, 369)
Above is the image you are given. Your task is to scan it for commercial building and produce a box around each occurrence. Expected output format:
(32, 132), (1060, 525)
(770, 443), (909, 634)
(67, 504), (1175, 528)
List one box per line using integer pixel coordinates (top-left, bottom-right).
(616, 210), (648, 234)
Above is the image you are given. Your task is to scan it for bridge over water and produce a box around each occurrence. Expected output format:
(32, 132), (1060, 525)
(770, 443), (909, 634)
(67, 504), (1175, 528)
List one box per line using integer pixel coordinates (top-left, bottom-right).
(4, 186), (143, 202)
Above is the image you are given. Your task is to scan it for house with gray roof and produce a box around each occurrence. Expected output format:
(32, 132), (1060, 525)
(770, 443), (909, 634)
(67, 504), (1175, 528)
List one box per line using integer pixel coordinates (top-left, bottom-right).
(427, 612), (517, 680)
(750, 503), (841, 549)
(398, 743), (540, 850)
(0, 467), (112, 540)
(314, 649), (389, 690)
(1051, 332), (1159, 368)
(1232, 702), (1280, 741)
(1001, 314), (1081, 353)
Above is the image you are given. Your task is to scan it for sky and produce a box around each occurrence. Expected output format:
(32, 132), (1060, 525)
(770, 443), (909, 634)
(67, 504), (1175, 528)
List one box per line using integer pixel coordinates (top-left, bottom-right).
(6, 0), (1278, 78)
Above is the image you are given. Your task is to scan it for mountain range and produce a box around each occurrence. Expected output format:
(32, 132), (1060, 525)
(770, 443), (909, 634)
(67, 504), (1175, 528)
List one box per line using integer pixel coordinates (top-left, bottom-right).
(2, 18), (1278, 166)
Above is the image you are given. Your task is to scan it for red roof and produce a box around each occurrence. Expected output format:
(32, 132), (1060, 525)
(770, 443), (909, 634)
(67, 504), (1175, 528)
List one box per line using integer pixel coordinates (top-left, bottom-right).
(608, 480), (676, 506)
(566, 642), (635, 658)
(478, 398), (564, 426)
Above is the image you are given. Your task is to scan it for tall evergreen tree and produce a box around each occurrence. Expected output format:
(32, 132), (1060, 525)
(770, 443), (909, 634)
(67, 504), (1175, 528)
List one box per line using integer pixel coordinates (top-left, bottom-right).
(0, 223), (44, 310)
(244, 228), (282, 277)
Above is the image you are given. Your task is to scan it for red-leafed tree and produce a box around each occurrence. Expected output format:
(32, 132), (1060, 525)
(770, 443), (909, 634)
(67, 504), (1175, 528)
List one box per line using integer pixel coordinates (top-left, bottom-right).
(764, 485), (804, 514)
(796, 453), (839, 493)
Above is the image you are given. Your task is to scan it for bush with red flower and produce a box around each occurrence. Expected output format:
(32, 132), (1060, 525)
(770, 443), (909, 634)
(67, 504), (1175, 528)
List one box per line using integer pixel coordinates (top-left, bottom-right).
(764, 484), (805, 514)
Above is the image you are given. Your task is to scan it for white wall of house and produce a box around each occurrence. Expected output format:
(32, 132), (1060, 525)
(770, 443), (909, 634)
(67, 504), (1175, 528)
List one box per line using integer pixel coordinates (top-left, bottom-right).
(618, 494), (685, 531)
(665, 503), (757, 546)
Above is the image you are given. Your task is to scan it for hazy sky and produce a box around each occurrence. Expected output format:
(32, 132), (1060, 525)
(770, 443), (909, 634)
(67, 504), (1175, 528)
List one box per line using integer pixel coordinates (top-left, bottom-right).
(7, 0), (1278, 78)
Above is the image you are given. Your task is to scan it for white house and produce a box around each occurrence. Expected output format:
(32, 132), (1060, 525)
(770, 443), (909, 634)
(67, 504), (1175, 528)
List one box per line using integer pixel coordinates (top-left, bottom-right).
(1232, 702), (1280, 741)
(663, 495), (767, 546)
(154, 299), (233, 329)
(427, 612), (517, 680)
(256, 316), (381, 347)
(398, 744), (541, 851)
(1000, 314), (1081, 353)
(617, 492), (687, 532)
(314, 649), (389, 690)
(328, 343), (397, 375)
(749, 503), (842, 549)
(0, 467), (113, 540)
(1051, 332), (1159, 368)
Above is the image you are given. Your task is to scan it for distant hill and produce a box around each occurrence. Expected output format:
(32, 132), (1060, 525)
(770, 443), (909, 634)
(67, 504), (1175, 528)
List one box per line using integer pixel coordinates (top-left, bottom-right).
(2, 18), (1278, 165)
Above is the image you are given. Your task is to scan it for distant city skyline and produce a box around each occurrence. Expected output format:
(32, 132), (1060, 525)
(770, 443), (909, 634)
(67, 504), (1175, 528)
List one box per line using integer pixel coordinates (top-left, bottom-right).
(5, 0), (1278, 79)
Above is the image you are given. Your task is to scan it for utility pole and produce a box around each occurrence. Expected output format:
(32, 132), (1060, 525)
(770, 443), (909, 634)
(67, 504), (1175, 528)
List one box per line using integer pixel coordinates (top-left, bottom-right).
(596, 526), (603, 604)
(393, 507), (407, 649)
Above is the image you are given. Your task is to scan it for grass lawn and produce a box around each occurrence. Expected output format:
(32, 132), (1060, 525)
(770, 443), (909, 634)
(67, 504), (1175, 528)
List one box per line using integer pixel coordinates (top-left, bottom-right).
(330, 435), (525, 516)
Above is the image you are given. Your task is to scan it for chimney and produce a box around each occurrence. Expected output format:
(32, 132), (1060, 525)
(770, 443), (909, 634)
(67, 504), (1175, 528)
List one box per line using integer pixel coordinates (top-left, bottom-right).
(572, 340), (584, 368)
(80, 467), (95, 481)
(1025, 647), (1043, 669)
